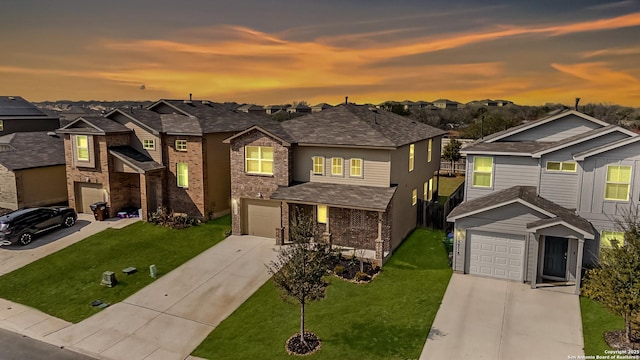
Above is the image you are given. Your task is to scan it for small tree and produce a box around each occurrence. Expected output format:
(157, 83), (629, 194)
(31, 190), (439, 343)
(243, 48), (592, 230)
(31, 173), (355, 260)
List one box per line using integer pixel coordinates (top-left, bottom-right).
(582, 208), (640, 344)
(442, 138), (462, 176)
(267, 209), (333, 353)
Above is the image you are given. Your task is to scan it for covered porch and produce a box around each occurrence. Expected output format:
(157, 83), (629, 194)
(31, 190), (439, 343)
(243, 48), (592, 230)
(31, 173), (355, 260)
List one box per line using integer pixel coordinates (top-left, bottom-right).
(270, 182), (396, 266)
(527, 217), (595, 295)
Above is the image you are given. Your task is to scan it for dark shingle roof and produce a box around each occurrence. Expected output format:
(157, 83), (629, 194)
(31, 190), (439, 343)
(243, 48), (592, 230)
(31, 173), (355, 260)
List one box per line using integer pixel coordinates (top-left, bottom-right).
(270, 182), (396, 211)
(108, 146), (164, 173)
(57, 116), (132, 135)
(0, 132), (65, 170)
(0, 96), (48, 117)
(463, 141), (550, 154)
(447, 186), (593, 235)
(277, 104), (446, 147)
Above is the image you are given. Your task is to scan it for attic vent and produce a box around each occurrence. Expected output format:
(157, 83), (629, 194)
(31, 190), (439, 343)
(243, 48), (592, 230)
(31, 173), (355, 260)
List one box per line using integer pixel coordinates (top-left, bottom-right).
(202, 100), (211, 105)
(8, 96), (14, 100)
(47, 131), (58, 137)
(368, 107), (378, 113)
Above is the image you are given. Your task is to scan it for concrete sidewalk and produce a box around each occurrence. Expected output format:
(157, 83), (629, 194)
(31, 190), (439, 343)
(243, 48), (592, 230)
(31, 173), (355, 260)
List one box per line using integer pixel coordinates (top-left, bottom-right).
(0, 214), (140, 276)
(420, 274), (584, 360)
(27, 235), (279, 360)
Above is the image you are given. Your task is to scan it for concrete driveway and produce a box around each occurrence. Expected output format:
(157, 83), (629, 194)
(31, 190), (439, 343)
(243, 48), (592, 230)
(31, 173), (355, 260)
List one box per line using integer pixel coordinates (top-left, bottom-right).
(420, 274), (584, 360)
(46, 235), (279, 360)
(0, 214), (139, 276)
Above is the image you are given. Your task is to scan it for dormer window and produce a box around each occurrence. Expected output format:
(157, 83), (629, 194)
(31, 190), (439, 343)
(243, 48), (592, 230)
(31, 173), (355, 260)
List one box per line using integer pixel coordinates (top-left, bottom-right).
(143, 139), (155, 150)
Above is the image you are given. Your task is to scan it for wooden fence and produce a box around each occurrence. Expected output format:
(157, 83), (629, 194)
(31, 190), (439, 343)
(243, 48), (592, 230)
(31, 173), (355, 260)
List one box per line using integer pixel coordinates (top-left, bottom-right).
(420, 181), (465, 229)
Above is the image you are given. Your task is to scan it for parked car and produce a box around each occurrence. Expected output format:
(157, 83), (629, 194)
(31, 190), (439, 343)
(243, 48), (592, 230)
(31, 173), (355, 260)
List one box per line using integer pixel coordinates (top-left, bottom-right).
(0, 207), (77, 246)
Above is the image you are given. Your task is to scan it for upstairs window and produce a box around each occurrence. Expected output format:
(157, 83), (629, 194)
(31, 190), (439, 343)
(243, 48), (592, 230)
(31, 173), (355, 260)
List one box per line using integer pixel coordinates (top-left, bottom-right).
(472, 157), (493, 188)
(331, 158), (343, 176)
(245, 146), (274, 175)
(601, 230), (624, 248)
(409, 144), (415, 172)
(76, 135), (89, 161)
(317, 205), (327, 224)
(0, 120), (4, 131)
(312, 157), (324, 175)
(143, 139), (155, 150)
(427, 139), (433, 163)
(350, 158), (362, 177)
(177, 162), (188, 188)
(412, 188), (417, 206)
(546, 161), (576, 172)
(424, 178), (434, 201)
(605, 165), (631, 201)
(175, 140), (187, 151)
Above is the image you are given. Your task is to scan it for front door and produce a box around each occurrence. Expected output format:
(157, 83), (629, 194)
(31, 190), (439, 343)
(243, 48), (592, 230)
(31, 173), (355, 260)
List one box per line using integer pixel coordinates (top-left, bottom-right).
(543, 236), (568, 279)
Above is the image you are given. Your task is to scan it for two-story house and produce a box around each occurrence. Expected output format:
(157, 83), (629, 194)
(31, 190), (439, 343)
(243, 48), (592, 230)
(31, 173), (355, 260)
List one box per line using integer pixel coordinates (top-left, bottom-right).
(225, 104), (446, 265)
(57, 99), (267, 220)
(446, 110), (639, 294)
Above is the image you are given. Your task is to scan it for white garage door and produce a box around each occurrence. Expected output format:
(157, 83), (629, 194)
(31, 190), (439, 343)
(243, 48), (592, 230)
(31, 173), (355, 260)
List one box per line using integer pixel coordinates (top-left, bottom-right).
(75, 182), (105, 214)
(468, 232), (525, 281)
(244, 199), (281, 239)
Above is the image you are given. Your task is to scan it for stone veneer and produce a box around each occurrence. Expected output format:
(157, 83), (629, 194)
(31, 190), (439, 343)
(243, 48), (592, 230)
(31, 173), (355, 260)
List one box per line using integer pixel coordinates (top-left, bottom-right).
(230, 129), (291, 236)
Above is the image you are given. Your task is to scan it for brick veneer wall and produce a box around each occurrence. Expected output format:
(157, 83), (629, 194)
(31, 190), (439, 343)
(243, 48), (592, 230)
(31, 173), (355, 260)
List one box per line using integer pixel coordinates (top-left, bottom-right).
(163, 135), (205, 217)
(230, 130), (290, 235)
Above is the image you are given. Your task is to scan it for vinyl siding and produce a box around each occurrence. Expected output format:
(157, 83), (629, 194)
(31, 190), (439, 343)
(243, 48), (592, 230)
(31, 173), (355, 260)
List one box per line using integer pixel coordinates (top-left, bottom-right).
(466, 155), (538, 201)
(500, 114), (602, 142)
(204, 133), (232, 217)
(293, 146), (390, 187)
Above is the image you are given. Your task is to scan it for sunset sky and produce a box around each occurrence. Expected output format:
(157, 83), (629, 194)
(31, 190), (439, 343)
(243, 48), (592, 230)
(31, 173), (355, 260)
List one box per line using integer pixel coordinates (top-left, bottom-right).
(1, 0), (640, 106)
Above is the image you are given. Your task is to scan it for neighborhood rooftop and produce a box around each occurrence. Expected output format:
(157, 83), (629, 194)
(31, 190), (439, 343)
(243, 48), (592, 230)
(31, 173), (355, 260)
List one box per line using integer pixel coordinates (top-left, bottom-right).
(0, 131), (65, 170)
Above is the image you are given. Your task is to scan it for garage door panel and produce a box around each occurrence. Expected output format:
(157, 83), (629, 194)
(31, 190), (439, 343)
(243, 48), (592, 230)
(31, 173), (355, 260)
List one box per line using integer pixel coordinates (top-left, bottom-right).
(75, 183), (104, 214)
(468, 232), (525, 281)
(244, 200), (281, 239)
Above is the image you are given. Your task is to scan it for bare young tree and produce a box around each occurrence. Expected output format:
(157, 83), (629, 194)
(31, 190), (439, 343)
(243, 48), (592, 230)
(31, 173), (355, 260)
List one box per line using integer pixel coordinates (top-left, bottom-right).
(267, 208), (333, 352)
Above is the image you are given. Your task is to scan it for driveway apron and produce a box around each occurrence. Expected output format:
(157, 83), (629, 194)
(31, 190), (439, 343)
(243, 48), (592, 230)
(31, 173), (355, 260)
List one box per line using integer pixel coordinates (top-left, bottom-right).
(48, 235), (279, 360)
(420, 274), (584, 360)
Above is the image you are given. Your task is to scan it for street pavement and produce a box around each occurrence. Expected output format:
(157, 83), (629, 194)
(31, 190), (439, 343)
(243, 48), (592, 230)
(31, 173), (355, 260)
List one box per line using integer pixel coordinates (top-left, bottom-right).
(0, 327), (95, 360)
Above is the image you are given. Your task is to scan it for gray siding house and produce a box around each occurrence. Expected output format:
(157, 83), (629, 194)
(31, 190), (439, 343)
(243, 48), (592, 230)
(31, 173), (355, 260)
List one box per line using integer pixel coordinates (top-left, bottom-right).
(226, 104), (446, 265)
(447, 110), (639, 294)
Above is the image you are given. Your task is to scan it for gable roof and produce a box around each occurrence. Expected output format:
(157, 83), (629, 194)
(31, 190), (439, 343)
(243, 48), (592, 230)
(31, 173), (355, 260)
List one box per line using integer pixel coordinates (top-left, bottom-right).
(483, 110), (609, 143)
(105, 108), (162, 135)
(57, 116), (132, 135)
(0, 131), (65, 170)
(573, 136), (640, 161)
(447, 186), (594, 238)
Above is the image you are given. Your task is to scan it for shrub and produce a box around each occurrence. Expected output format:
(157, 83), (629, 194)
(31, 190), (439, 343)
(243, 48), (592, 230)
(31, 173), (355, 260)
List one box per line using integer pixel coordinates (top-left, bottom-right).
(148, 207), (199, 229)
(355, 271), (370, 282)
(333, 265), (345, 275)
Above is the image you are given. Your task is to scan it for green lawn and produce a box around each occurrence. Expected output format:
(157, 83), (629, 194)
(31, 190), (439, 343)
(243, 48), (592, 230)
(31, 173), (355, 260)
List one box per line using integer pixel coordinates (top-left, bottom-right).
(192, 228), (452, 360)
(580, 296), (623, 355)
(438, 175), (465, 203)
(0, 216), (231, 323)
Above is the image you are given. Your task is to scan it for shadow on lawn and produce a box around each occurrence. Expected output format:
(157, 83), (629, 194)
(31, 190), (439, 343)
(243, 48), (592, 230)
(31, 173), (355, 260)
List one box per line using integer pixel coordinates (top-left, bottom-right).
(326, 320), (426, 358)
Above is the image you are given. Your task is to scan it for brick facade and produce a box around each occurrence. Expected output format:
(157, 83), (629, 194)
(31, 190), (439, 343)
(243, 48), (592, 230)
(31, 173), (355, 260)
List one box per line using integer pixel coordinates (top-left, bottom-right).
(163, 135), (206, 217)
(230, 129), (291, 235)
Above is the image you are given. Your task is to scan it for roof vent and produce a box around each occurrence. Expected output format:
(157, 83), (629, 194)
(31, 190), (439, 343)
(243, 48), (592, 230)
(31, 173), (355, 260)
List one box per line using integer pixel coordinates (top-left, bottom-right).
(368, 107), (378, 113)
(183, 100), (192, 104)
(8, 96), (14, 100)
(202, 100), (211, 106)
(47, 131), (59, 137)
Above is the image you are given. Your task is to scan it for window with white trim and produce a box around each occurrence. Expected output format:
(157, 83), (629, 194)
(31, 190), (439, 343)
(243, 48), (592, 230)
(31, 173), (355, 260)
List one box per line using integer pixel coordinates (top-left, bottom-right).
(350, 158), (362, 177)
(601, 230), (624, 248)
(605, 165), (631, 201)
(76, 135), (89, 161)
(409, 144), (415, 172)
(427, 139), (432, 162)
(143, 139), (155, 150)
(177, 162), (188, 188)
(472, 157), (493, 188)
(175, 140), (187, 151)
(546, 161), (576, 172)
(245, 146), (274, 175)
(312, 157), (324, 175)
(331, 158), (343, 176)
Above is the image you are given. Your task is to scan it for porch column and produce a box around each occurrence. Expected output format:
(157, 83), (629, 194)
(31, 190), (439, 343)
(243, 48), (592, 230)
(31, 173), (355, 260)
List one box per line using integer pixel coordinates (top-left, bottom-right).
(575, 238), (585, 295)
(530, 233), (539, 289)
(375, 212), (384, 267)
(139, 173), (148, 221)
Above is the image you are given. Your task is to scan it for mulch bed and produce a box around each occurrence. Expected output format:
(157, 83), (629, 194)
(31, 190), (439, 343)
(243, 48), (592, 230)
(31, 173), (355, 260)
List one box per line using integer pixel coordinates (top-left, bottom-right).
(605, 330), (640, 350)
(331, 257), (381, 283)
(285, 332), (321, 356)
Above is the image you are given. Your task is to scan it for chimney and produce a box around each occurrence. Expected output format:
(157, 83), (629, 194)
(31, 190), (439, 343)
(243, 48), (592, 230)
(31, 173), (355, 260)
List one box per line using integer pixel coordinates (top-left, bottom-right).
(575, 97), (580, 111)
(189, 93), (193, 101)
(345, 96), (348, 105)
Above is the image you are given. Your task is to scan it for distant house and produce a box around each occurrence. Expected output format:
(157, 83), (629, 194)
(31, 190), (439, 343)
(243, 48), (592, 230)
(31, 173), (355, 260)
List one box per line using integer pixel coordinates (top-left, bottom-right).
(57, 99), (269, 220)
(237, 104), (266, 115)
(225, 104), (446, 265)
(264, 105), (291, 115)
(0, 132), (67, 210)
(0, 96), (60, 135)
(467, 99), (514, 107)
(287, 103), (312, 114)
(311, 103), (332, 112)
(432, 99), (464, 110)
